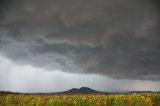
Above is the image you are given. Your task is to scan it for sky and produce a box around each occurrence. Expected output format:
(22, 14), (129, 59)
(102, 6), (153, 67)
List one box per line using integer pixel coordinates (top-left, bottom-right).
(0, 0), (160, 93)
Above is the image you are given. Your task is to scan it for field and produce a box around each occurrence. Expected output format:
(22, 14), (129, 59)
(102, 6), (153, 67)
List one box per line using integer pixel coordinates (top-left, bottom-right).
(0, 93), (160, 106)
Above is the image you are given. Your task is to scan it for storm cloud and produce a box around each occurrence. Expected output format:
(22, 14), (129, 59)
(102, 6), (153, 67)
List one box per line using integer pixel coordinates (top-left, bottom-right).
(0, 0), (160, 80)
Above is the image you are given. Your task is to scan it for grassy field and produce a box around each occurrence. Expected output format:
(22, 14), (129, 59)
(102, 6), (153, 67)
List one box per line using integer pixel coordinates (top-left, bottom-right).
(0, 93), (160, 106)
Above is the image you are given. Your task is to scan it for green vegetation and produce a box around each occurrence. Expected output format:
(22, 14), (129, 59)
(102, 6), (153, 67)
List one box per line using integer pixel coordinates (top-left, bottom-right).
(0, 93), (160, 106)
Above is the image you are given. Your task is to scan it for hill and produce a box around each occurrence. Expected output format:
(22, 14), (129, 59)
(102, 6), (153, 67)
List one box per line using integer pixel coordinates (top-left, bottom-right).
(0, 87), (160, 95)
(62, 87), (101, 94)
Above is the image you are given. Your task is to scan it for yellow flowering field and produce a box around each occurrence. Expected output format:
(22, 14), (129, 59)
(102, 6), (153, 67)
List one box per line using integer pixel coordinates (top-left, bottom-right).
(0, 93), (160, 106)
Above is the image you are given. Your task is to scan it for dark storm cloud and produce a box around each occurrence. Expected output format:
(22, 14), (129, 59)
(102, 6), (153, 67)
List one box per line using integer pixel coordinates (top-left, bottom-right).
(0, 0), (160, 80)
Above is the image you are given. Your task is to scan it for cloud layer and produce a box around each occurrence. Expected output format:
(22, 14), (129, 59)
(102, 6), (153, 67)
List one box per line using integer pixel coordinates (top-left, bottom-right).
(0, 0), (160, 80)
(1, 55), (160, 92)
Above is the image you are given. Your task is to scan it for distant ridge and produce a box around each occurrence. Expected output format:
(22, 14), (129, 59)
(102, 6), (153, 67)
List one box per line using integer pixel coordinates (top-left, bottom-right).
(0, 87), (102, 95)
(62, 87), (100, 94)
(0, 88), (160, 95)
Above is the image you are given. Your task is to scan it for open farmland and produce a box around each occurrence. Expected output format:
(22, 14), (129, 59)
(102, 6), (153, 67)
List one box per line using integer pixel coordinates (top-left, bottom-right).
(0, 93), (160, 106)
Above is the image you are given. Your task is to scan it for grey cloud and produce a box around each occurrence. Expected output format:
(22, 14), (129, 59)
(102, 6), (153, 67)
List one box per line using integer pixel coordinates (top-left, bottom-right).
(0, 0), (160, 80)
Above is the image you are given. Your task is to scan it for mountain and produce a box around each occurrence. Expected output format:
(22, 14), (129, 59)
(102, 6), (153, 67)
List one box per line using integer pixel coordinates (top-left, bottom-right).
(0, 87), (102, 95)
(62, 87), (101, 94)
(1, 88), (160, 95)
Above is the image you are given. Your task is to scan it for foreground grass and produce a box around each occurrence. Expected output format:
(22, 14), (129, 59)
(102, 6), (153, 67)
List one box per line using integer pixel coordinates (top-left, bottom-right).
(0, 93), (160, 106)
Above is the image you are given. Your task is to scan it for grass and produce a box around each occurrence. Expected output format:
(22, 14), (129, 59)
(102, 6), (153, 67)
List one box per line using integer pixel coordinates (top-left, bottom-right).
(0, 93), (160, 106)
